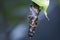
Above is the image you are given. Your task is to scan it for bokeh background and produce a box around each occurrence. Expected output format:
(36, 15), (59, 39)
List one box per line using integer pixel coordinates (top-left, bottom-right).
(0, 0), (60, 40)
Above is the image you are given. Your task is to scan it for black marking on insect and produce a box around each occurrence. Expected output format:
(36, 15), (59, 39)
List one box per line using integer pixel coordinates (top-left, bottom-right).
(28, 2), (41, 37)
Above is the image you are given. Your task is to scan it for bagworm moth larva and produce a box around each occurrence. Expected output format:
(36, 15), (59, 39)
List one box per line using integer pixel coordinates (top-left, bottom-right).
(28, 2), (41, 37)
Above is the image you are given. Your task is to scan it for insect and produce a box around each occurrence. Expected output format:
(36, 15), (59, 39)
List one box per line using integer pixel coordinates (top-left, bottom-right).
(28, 0), (50, 37)
(28, 2), (40, 37)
